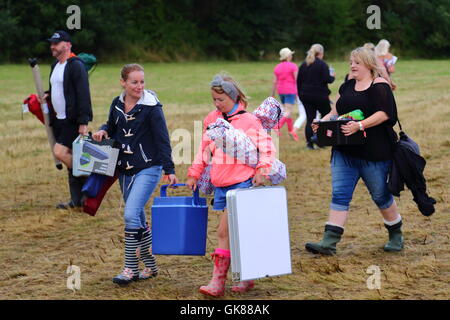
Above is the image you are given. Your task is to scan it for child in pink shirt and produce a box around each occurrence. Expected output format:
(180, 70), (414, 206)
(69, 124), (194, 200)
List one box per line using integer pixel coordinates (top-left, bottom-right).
(272, 47), (299, 141)
(187, 74), (276, 297)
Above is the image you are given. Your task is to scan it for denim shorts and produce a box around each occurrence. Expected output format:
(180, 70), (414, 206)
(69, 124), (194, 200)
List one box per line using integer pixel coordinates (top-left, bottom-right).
(279, 94), (296, 105)
(213, 178), (253, 211)
(330, 150), (394, 211)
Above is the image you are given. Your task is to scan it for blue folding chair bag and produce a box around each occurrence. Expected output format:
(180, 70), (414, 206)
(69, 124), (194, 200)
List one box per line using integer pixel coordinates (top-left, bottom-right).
(151, 184), (208, 255)
(82, 173), (108, 198)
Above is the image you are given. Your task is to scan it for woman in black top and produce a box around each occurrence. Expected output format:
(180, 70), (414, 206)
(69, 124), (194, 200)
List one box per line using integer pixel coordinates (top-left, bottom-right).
(297, 44), (335, 149)
(305, 47), (404, 255)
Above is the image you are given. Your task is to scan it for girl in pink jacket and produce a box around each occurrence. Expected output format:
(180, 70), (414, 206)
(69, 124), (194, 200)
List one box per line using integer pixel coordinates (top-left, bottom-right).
(186, 74), (276, 297)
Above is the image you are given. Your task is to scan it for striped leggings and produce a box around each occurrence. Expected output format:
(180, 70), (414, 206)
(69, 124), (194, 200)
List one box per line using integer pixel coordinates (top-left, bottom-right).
(124, 225), (158, 276)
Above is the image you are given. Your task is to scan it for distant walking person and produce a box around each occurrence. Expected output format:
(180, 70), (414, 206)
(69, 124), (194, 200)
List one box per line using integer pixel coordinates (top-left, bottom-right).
(375, 39), (397, 90)
(297, 44), (335, 149)
(272, 47), (299, 141)
(42, 30), (93, 210)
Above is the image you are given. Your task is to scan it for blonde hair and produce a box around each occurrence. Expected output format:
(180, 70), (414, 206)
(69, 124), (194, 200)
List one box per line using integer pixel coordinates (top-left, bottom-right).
(363, 42), (375, 51)
(211, 73), (248, 108)
(350, 47), (383, 79)
(121, 63), (144, 80)
(375, 39), (390, 57)
(306, 44), (324, 66)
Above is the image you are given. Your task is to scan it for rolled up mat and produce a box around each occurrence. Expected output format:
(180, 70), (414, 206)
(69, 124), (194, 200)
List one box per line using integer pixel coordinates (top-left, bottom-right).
(83, 174), (118, 216)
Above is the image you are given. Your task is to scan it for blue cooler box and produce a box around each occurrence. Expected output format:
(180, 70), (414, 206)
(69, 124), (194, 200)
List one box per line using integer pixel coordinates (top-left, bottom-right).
(151, 184), (208, 255)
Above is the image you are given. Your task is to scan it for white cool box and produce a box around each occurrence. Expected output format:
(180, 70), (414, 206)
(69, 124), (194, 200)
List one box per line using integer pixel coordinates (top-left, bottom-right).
(226, 186), (292, 281)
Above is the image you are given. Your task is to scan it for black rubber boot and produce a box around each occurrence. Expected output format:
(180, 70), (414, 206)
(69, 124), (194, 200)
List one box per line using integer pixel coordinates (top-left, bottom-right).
(68, 169), (87, 207)
(57, 169), (87, 210)
(305, 224), (344, 255)
(56, 200), (78, 210)
(383, 221), (404, 252)
(57, 169), (87, 209)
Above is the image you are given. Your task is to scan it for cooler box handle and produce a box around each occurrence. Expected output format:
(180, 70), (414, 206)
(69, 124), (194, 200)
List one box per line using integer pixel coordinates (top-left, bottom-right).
(160, 184), (201, 205)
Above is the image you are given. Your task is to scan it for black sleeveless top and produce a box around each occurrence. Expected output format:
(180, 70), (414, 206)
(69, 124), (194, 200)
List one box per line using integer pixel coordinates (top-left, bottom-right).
(334, 79), (398, 161)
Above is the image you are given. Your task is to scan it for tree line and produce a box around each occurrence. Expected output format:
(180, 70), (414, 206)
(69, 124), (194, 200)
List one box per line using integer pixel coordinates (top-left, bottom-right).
(0, 0), (449, 63)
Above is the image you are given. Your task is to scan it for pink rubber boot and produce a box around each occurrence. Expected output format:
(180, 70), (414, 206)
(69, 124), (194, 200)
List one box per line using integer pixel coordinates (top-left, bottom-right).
(199, 248), (231, 297)
(278, 117), (287, 130)
(286, 118), (299, 141)
(231, 280), (255, 293)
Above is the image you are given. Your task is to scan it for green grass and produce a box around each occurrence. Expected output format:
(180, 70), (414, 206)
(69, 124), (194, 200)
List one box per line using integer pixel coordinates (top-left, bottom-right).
(0, 59), (449, 300)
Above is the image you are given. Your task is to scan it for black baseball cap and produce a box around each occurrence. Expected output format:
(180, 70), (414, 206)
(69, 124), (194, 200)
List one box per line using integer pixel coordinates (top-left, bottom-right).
(47, 30), (71, 43)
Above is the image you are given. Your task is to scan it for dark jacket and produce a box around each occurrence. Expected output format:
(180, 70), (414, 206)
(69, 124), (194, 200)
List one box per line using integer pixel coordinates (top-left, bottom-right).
(100, 90), (175, 176)
(48, 56), (93, 125)
(297, 58), (335, 98)
(388, 132), (436, 216)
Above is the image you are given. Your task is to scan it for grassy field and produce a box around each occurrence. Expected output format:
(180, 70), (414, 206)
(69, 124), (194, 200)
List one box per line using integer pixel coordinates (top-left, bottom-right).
(0, 59), (449, 300)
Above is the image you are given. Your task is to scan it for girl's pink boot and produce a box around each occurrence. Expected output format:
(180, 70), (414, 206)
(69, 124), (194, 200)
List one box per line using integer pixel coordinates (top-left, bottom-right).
(199, 248), (231, 297)
(231, 280), (255, 293)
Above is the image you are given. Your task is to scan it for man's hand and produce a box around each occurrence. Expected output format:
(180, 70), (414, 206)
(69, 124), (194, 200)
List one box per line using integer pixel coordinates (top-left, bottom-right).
(78, 124), (88, 135)
(37, 93), (49, 105)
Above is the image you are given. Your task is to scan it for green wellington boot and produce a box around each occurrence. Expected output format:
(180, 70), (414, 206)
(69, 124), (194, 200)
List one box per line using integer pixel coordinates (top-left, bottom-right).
(305, 224), (344, 256)
(383, 221), (404, 252)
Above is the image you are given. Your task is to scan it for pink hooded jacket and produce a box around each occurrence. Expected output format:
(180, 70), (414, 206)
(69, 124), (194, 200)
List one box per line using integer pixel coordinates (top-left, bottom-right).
(188, 103), (276, 187)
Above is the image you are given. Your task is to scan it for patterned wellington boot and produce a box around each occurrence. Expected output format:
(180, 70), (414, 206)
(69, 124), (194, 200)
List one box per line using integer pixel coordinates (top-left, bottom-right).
(112, 229), (141, 285)
(305, 224), (344, 256)
(199, 248), (231, 297)
(231, 280), (255, 293)
(112, 267), (138, 285)
(138, 226), (158, 280)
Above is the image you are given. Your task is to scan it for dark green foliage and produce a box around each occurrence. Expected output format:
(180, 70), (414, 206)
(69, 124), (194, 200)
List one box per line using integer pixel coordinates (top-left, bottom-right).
(0, 0), (448, 62)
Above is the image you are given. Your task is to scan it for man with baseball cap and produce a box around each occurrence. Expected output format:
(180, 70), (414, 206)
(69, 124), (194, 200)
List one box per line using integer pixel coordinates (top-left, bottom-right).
(47, 30), (72, 43)
(43, 30), (93, 210)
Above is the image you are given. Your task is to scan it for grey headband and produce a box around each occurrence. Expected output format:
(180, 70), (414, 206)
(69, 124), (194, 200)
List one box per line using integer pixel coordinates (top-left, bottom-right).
(210, 75), (239, 102)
